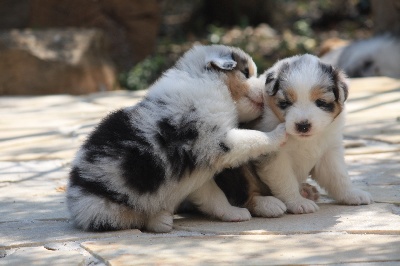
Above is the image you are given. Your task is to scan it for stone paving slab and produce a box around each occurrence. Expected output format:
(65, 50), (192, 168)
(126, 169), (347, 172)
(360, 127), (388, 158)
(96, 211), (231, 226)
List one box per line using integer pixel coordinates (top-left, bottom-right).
(345, 77), (400, 144)
(2, 202), (399, 248)
(0, 90), (146, 161)
(173, 203), (400, 235)
(345, 152), (400, 204)
(0, 160), (69, 222)
(80, 234), (400, 265)
(0, 245), (95, 266)
(0, 219), (141, 248)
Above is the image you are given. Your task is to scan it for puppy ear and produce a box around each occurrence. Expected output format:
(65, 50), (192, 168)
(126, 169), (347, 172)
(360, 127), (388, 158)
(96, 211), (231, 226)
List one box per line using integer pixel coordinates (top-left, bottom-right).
(264, 62), (289, 96)
(320, 62), (349, 104)
(333, 68), (349, 104)
(264, 71), (278, 96)
(206, 53), (237, 71)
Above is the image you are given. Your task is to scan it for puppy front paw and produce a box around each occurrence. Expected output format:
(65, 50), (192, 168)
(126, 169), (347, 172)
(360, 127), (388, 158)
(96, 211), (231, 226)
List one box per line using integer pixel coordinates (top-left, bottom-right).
(219, 206), (251, 222)
(339, 189), (373, 205)
(251, 196), (286, 218)
(266, 123), (287, 149)
(286, 198), (319, 214)
(146, 211), (174, 233)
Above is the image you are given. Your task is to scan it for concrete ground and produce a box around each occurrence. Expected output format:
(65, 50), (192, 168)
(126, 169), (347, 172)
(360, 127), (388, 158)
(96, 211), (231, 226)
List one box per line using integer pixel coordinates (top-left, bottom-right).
(1, 77), (399, 265)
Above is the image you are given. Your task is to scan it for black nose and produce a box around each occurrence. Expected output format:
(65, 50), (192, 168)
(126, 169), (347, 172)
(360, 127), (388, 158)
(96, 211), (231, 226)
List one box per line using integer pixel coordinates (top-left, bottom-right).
(296, 121), (311, 133)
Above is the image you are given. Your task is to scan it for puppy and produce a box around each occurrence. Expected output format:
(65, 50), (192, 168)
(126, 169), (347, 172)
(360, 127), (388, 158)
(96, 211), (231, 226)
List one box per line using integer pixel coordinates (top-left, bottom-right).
(217, 54), (373, 217)
(320, 35), (400, 79)
(66, 45), (287, 233)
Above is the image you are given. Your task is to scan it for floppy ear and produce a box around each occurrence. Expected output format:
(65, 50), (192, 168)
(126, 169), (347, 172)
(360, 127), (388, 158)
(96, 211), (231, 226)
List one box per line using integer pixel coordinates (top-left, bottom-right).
(333, 68), (349, 104)
(264, 62), (289, 96)
(264, 71), (278, 96)
(206, 53), (237, 71)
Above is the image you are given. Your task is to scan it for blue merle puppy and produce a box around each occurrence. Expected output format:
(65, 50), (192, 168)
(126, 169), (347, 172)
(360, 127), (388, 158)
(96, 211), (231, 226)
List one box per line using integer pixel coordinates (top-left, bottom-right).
(67, 45), (287, 233)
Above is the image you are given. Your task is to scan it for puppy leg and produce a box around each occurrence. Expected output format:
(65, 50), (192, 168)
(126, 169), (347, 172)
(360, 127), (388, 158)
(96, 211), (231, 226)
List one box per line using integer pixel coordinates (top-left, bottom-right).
(246, 195), (287, 217)
(145, 210), (174, 233)
(240, 165), (287, 217)
(312, 146), (373, 205)
(188, 179), (251, 222)
(257, 157), (319, 214)
(247, 183), (319, 217)
(67, 190), (145, 231)
(217, 123), (286, 169)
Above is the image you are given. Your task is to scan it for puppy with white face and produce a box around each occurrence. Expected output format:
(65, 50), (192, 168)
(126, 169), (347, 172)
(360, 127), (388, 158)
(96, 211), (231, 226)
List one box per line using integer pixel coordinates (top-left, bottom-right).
(67, 45), (287, 233)
(252, 54), (373, 214)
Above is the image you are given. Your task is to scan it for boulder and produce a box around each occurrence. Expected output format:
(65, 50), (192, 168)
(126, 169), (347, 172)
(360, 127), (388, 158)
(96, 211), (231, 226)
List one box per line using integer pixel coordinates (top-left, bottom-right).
(28, 0), (161, 71)
(0, 29), (117, 95)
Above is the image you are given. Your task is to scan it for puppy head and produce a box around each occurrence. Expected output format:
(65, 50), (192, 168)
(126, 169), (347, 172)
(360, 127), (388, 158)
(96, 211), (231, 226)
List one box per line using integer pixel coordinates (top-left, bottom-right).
(176, 45), (264, 122)
(262, 54), (348, 139)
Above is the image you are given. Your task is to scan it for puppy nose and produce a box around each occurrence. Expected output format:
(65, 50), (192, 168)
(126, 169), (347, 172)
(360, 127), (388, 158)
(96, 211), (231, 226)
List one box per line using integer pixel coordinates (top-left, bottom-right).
(296, 121), (311, 133)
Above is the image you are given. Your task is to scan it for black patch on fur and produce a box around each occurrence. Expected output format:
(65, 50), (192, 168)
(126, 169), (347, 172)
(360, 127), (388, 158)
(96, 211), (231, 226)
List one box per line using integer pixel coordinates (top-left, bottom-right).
(269, 62), (289, 96)
(83, 108), (167, 194)
(265, 72), (275, 84)
(319, 61), (334, 77)
(120, 142), (167, 194)
(270, 78), (281, 96)
(84, 149), (106, 164)
(320, 62), (341, 102)
(331, 73), (341, 102)
(316, 99), (335, 112)
(69, 167), (131, 207)
(278, 99), (292, 110)
(87, 220), (120, 232)
(83, 109), (137, 161)
(215, 167), (249, 206)
(156, 116), (198, 179)
(319, 62), (349, 102)
(219, 142), (230, 152)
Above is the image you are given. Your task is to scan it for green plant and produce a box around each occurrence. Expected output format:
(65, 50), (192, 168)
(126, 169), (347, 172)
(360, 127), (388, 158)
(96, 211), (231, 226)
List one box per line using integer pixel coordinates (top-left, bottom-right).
(122, 55), (169, 91)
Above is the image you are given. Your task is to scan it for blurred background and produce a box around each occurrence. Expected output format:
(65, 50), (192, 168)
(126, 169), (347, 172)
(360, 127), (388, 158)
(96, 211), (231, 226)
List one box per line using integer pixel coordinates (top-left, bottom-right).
(0, 0), (399, 95)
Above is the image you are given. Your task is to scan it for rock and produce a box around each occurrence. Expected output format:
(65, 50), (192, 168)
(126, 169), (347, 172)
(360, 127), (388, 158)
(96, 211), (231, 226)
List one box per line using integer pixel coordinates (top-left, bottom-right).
(29, 0), (161, 71)
(0, 29), (117, 95)
(317, 37), (349, 57)
(0, 0), (29, 29)
(371, 0), (400, 35)
(320, 35), (400, 78)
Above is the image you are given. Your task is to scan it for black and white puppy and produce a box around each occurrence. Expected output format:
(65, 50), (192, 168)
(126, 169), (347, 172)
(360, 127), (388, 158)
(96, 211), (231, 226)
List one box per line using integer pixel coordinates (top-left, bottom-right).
(67, 45), (286, 232)
(216, 54), (373, 217)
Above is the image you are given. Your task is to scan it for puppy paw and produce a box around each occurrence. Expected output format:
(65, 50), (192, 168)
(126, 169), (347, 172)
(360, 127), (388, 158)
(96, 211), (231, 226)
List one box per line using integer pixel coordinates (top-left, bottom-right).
(286, 198), (319, 214)
(270, 123), (287, 147)
(146, 211), (173, 233)
(219, 206), (251, 222)
(300, 183), (320, 201)
(339, 189), (373, 205)
(251, 196), (286, 218)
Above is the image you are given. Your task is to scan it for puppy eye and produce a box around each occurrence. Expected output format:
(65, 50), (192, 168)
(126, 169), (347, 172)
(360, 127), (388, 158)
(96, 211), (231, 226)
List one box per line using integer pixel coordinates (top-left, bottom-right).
(278, 100), (292, 110)
(315, 99), (328, 107)
(315, 99), (334, 112)
(241, 68), (250, 79)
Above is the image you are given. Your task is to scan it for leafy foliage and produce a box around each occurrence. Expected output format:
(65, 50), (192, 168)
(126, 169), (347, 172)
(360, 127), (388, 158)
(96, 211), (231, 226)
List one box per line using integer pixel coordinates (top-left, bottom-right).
(120, 0), (372, 90)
